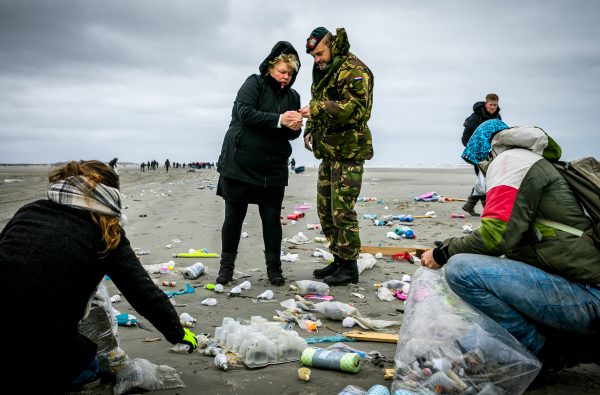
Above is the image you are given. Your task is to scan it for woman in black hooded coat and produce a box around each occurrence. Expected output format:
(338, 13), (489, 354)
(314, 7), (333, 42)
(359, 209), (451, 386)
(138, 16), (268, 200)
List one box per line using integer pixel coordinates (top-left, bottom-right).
(216, 41), (302, 286)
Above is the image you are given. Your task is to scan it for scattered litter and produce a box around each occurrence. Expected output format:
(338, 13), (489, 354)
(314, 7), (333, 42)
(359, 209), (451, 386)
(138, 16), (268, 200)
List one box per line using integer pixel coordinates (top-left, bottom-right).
(305, 334), (356, 344)
(201, 298), (217, 306)
(377, 287), (395, 302)
(241, 232), (249, 238)
(182, 262), (205, 279)
(306, 223), (321, 230)
(375, 252), (383, 259)
(463, 223), (474, 233)
(284, 232), (311, 244)
(164, 283), (195, 297)
(281, 253), (300, 262)
(110, 294), (121, 303)
(290, 280), (330, 296)
(257, 290), (274, 300)
(173, 249), (219, 258)
(113, 358), (184, 395)
(357, 253), (377, 274)
(143, 337), (161, 343)
(179, 312), (197, 326)
(314, 236), (328, 243)
(352, 293), (365, 299)
(214, 353), (229, 371)
(298, 367), (311, 381)
(451, 213), (465, 218)
(343, 317), (356, 328)
(413, 192), (441, 202)
(301, 347), (361, 373)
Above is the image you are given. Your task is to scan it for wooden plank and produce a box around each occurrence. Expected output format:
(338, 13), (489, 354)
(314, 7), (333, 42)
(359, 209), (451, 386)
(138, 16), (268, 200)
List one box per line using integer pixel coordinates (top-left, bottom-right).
(343, 330), (399, 343)
(360, 246), (428, 258)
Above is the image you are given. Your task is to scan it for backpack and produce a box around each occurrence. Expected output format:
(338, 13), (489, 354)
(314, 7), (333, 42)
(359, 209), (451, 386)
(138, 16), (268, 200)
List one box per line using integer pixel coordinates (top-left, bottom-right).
(552, 157), (600, 248)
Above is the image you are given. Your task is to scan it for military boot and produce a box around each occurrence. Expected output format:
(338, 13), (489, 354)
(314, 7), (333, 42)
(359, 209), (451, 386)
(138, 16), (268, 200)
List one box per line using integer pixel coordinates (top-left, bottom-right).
(462, 195), (481, 217)
(265, 252), (285, 286)
(216, 252), (237, 285)
(313, 255), (340, 279)
(323, 257), (359, 286)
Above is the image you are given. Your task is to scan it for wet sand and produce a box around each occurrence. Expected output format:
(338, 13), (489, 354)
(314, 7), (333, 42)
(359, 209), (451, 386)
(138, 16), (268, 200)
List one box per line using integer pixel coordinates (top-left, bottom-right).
(1, 164), (598, 394)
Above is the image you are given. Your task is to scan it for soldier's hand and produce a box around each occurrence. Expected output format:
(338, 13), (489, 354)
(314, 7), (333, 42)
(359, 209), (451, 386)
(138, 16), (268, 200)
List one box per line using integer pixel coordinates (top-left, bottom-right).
(299, 105), (311, 120)
(304, 134), (313, 152)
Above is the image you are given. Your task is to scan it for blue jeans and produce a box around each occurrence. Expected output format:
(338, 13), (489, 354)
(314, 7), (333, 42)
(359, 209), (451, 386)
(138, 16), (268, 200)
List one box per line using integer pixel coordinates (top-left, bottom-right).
(444, 254), (600, 354)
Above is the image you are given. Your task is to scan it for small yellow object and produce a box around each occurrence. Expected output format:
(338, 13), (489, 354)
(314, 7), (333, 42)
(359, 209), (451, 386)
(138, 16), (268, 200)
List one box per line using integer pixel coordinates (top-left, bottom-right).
(298, 367), (311, 382)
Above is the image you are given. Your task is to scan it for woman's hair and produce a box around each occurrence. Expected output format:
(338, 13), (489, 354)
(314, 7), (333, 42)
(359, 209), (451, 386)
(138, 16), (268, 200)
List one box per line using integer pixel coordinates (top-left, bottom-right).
(268, 53), (299, 74)
(49, 160), (121, 252)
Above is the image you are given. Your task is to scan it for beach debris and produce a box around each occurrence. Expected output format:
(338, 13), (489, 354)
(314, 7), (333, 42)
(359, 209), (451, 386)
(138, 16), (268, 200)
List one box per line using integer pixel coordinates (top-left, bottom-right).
(281, 252), (300, 262)
(257, 290), (274, 300)
(301, 347), (362, 373)
(351, 293), (365, 299)
(161, 281), (177, 287)
(363, 213), (377, 219)
(113, 358), (184, 394)
(142, 337), (161, 343)
(182, 262), (205, 279)
(173, 249), (219, 258)
(386, 231), (401, 240)
(163, 283), (195, 297)
(306, 223), (321, 230)
(414, 192), (441, 202)
(463, 223), (474, 233)
(357, 197), (379, 202)
(201, 298), (217, 306)
(298, 367), (311, 382)
(290, 280), (330, 296)
(314, 236), (327, 243)
(391, 252), (415, 263)
(179, 312), (196, 327)
(375, 252), (383, 259)
(357, 253), (377, 274)
(377, 287), (395, 302)
(451, 213), (465, 218)
(343, 317), (356, 328)
(110, 294), (121, 303)
(116, 313), (138, 327)
(284, 232), (310, 244)
(206, 283), (225, 293)
(241, 232), (249, 238)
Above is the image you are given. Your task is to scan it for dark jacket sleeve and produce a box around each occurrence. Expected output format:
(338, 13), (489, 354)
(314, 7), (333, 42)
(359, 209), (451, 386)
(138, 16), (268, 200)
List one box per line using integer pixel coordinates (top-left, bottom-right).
(236, 75), (280, 129)
(105, 234), (184, 344)
(462, 113), (480, 147)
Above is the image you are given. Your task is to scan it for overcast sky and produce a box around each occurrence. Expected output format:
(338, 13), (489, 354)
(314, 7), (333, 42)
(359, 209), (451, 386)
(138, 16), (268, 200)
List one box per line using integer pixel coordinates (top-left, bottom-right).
(1, 0), (599, 166)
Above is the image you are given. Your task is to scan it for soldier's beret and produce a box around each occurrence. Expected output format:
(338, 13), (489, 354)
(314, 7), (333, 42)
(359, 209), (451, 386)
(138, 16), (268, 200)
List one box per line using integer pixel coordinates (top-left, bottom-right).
(306, 27), (329, 53)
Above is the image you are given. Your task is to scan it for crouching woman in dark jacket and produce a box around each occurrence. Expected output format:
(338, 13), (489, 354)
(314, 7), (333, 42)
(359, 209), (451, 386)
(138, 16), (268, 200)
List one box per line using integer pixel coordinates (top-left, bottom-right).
(0, 160), (197, 392)
(216, 41), (302, 286)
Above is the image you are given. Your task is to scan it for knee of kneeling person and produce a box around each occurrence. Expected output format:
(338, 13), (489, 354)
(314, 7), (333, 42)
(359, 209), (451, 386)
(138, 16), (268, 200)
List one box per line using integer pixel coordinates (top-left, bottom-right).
(444, 254), (475, 286)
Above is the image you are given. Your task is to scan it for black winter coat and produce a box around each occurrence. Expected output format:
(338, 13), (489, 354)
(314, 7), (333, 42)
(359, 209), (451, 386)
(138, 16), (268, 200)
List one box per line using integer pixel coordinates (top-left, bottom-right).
(0, 200), (184, 390)
(217, 41), (301, 188)
(462, 101), (502, 146)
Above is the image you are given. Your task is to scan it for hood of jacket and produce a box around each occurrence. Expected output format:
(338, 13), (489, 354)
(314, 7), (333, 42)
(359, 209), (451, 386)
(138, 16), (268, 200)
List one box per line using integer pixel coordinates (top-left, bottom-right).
(462, 119), (562, 165)
(259, 41), (301, 90)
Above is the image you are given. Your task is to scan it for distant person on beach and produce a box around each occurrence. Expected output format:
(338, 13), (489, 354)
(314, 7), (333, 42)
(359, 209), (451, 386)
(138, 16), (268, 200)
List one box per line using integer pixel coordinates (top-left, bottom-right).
(164, 158), (171, 173)
(461, 93), (501, 216)
(299, 27), (374, 286)
(216, 41), (302, 286)
(0, 160), (197, 392)
(421, 120), (600, 381)
(290, 157), (296, 171)
(108, 157), (119, 174)
(141, 161), (146, 172)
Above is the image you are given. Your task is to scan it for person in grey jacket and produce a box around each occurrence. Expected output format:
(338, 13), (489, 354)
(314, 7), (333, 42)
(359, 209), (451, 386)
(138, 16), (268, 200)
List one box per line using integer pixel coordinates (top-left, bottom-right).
(422, 120), (599, 380)
(216, 41), (302, 286)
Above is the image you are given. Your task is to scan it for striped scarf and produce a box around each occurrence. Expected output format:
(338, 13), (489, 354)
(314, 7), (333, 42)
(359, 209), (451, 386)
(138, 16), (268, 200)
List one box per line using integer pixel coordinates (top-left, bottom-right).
(47, 176), (124, 221)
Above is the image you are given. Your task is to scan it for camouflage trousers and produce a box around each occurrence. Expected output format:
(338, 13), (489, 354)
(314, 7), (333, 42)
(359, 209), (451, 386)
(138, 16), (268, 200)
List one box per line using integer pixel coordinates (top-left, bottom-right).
(317, 159), (364, 260)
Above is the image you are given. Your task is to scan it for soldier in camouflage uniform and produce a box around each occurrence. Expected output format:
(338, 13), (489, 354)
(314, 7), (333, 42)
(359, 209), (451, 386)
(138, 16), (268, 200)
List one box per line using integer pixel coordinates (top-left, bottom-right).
(299, 27), (374, 286)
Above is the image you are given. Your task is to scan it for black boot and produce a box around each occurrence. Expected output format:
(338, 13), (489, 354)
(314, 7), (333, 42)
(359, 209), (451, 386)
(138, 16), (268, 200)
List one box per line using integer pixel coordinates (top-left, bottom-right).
(313, 255), (340, 279)
(265, 252), (285, 286)
(462, 196), (481, 217)
(323, 258), (359, 286)
(216, 252), (237, 285)
(480, 195), (487, 209)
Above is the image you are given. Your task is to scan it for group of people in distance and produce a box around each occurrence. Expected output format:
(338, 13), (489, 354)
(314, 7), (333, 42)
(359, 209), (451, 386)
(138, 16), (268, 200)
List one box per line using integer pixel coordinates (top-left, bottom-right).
(0, 26), (598, 392)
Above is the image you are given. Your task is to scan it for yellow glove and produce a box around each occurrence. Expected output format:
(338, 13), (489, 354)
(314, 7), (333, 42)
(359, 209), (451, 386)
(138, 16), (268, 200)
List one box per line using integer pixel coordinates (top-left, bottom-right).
(181, 328), (197, 353)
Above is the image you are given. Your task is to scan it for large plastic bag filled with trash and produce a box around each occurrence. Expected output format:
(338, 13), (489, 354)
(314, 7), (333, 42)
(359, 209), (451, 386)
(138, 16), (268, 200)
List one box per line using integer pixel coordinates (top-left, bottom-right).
(392, 268), (541, 395)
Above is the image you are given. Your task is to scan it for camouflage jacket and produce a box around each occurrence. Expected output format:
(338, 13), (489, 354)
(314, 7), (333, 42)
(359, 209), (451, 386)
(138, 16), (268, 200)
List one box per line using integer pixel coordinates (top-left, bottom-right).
(304, 28), (374, 161)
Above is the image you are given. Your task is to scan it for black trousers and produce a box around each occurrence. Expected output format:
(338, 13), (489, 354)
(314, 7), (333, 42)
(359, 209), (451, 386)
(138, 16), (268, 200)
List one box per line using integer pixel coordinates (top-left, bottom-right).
(221, 200), (282, 254)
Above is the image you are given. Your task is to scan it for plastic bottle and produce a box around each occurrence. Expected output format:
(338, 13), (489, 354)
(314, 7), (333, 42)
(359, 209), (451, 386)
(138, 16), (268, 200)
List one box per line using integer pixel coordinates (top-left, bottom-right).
(451, 213), (465, 218)
(394, 225), (415, 239)
(362, 214), (377, 219)
(291, 280), (330, 295)
(373, 219), (388, 226)
(300, 347), (361, 373)
(214, 353), (229, 371)
(182, 262), (205, 279)
(201, 298), (217, 306)
(393, 214), (413, 222)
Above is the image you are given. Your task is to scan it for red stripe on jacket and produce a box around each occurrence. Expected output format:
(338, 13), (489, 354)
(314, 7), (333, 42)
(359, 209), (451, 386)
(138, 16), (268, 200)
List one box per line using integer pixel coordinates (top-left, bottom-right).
(482, 185), (518, 222)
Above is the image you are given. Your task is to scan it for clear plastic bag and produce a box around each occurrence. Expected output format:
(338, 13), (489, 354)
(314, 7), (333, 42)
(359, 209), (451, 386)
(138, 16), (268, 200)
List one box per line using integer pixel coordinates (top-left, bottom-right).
(313, 301), (357, 320)
(392, 268), (541, 395)
(113, 358), (185, 395)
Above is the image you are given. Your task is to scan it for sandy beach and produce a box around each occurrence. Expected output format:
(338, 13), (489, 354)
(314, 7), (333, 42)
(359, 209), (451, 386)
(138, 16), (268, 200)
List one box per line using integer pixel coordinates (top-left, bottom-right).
(1, 164), (598, 395)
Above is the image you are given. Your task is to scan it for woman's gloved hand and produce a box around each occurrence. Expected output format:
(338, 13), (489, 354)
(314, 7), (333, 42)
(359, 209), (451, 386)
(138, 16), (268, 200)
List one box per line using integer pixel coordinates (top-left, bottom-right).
(181, 328), (198, 353)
